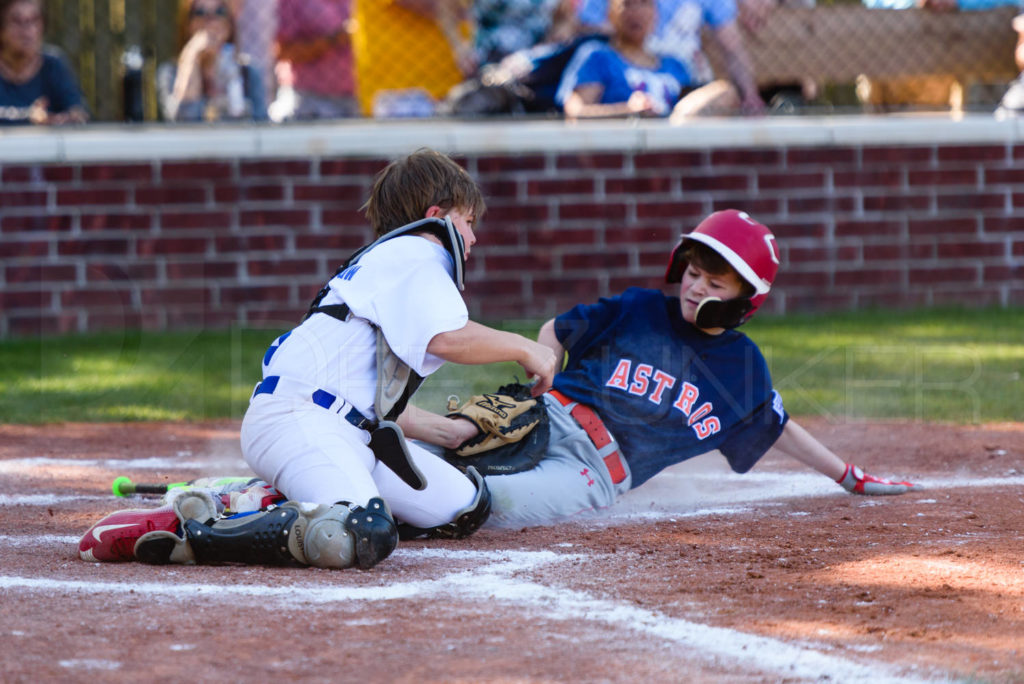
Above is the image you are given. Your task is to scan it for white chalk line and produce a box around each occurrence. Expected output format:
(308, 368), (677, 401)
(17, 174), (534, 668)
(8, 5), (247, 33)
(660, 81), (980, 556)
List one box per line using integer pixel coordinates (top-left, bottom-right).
(0, 455), (245, 473)
(0, 548), (932, 684)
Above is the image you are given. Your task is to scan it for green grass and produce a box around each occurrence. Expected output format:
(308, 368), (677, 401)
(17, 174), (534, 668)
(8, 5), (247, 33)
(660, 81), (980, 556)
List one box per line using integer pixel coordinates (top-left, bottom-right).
(0, 308), (1021, 424)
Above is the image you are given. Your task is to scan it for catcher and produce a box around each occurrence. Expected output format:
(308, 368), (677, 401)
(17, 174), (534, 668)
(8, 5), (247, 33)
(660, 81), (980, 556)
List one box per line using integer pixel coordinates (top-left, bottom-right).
(413, 209), (917, 527)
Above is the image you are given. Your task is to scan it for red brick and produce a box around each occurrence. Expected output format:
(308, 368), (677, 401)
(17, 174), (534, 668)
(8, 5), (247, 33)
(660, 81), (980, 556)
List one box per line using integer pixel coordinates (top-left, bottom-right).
(605, 176), (673, 194)
(862, 146), (933, 164)
(775, 271), (830, 288)
(215, 235), (288, 252)
(986, 214), (1024, 233)
(136, 237), (209, 256)
(164, 260), (239, 280)
(239, 183), (289, 202)
(1, 290), (47, 308)
(527, 227), (599, 246)
(220, 285), (293, 305)
(609, 275), (662, 292)
(527, 178), (596, 196)
(758, 171), (825, 190)
(478, 179), (518, 199)
(61, 289), (130, 307)
(862, 194), (930, 212)
(936, 241), (1005, 259)
(240, 160), (312, 177)
(239, 209), (311, 228)
(784, 293), (855, 311)
(85, 311), (145, 331)
(562, 252), (630, 269)
(7, 314), (78, 337)
(319, 158), (388, 176)
(80, 213), (151, 231)
(295, 231), (370, 251)
(1, 214), (72, 232)
(86, 263), (159, 282)
(680, 173), (748, 192)
(244, 309), (305, 326)
(907, 169), (977, 186)
(475, 155), (546, 174)
(477, 203), (549, 223)
(635, 201), (703, 220)
(532, 276), (604, 297)
(161, 161), (234, 181)
(834, 169), (903, 188)
(908, 217), (975, 236)
(788, 196), (856, 214)
(56, 188), (130, 206)
(937, 145), (1006, 163)
(862, 244), (913, 261)
(788, 245), (859, 263)
(0, 190), (47, 207)
(835, 269), (903, 286)
(161, 211), (233, 231)
(135, 185), (207, 205)
(4, 264), (75, 283)
(248, 258), (322, 277)
(633, 151), (705, 169)
(606, 226), (673, 245)
(1014, 240), (1024, 256)
(985, 167), (1024, 184)
(768, 221), (827, 239)
(58, 238), (131, 256)
(710, 198), (781, 216)
(80, 163), (153, 182)
(909, 267), (977, 284)
(0, 239), (49, 258)
(466, 278), (526, 298)
(935, 193), (1004, 211)
(141, 288), (211, 305)
(983, 265), (1022, 282)
(710, 148), (782, 167)
(787, 148), (856, 166)
(558, 202), (626, 221)
(482, 253), (555, 272)
(293, 183), (364, 203)
(555, 153), (626, 170)
(321, 208), (369, 228)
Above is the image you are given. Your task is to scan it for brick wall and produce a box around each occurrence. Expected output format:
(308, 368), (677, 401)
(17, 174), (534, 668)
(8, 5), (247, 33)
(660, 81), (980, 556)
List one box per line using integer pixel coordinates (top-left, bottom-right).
(2, 129), (1023, 337)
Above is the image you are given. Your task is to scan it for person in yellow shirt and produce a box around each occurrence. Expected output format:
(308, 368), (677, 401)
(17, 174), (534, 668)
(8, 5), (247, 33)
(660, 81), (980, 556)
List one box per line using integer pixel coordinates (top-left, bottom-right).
(352, 0), (475, 116)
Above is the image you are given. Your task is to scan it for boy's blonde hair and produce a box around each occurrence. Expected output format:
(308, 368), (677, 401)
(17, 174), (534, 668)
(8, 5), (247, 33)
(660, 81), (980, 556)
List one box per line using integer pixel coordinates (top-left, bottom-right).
(363, 148), (486, 237)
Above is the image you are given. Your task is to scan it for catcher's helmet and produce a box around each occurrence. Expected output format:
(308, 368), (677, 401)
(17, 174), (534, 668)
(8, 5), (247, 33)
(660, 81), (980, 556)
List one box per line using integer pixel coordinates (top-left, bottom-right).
(666, 210), (780, 327)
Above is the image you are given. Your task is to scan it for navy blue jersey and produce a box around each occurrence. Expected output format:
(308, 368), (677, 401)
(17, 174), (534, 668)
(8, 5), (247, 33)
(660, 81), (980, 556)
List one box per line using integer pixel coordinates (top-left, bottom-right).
(552, 288), (788, 488)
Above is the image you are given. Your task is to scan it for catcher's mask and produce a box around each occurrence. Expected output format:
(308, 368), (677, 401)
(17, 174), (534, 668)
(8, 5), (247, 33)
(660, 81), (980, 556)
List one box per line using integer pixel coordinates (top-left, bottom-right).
(665, 209), (780, 329)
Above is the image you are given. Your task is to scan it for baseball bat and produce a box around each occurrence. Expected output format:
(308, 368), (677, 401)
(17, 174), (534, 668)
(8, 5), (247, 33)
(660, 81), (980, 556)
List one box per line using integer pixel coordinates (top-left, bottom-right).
(111, 476), (188, 497)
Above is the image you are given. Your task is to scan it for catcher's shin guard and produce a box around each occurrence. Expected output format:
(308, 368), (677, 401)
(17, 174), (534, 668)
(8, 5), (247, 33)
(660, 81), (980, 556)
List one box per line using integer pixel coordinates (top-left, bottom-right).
(344, 497), (399, 569)
(398, 467), (491, 541)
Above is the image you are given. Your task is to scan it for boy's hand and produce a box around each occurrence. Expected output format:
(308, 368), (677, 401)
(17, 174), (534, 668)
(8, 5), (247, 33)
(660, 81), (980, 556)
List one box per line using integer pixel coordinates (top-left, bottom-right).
(520, 343), (558, 396)
(837, 463), (916, 495)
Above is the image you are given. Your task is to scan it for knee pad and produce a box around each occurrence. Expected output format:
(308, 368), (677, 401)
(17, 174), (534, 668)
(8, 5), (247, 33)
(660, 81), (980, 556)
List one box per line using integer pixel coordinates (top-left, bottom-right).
(398, 467), (491, 541)
(344, 497), (398, 570)
(300, 503), (356, 569)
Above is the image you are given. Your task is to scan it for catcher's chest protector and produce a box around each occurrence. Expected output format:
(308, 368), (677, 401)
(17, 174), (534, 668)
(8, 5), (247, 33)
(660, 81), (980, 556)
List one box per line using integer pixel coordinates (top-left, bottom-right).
(304, 217), (465, 422)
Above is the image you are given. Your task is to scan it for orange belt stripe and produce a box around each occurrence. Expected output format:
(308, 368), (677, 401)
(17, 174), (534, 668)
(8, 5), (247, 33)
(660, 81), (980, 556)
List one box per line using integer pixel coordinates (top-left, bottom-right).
(549, 390), (627, 485)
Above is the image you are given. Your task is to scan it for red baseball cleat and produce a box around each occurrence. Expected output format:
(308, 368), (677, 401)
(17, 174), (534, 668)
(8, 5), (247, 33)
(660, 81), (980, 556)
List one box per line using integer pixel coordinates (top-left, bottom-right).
(78, 505), (180, 562)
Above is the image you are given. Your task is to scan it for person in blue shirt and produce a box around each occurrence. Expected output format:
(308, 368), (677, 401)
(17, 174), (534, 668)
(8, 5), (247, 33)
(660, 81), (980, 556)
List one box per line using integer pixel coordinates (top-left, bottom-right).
(441, 210), (917, 527)
(558, 0), (697, 118)
(0, 0), (87, 125)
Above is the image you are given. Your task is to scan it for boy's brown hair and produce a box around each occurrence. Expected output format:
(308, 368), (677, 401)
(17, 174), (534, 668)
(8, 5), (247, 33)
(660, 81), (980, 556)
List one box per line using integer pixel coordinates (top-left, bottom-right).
(363, 148), (486, 237)
(680, 242), (756, 298)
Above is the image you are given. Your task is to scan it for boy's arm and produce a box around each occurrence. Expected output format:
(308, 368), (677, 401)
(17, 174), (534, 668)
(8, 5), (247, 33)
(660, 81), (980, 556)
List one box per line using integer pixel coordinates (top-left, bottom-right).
(396, 404), (478, 448)
(773, 419), (916, 495)
(537, 318), (566, 370)
(427, 321), (558, 395)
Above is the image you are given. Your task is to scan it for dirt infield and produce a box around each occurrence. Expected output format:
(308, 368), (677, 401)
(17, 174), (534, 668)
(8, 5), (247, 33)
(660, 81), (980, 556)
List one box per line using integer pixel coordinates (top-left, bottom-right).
(1, 418), (1022, 683)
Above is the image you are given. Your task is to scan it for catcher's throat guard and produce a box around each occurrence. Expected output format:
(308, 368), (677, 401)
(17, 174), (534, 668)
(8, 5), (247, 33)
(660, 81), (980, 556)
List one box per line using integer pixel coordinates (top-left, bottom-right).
(368, 421), (427, 490)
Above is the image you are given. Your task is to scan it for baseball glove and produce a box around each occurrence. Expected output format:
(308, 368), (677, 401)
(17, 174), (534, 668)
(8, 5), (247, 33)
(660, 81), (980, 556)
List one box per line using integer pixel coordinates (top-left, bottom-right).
(443, 381), (549, 475)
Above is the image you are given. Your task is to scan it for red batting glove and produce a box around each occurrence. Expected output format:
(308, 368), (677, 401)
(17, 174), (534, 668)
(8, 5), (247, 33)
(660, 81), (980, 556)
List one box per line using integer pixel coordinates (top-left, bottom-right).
(837, 463), (916, 495)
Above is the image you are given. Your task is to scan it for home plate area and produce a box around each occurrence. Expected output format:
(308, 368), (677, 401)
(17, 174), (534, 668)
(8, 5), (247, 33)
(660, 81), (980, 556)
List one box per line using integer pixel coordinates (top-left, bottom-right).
(0, 419), (1022, 683)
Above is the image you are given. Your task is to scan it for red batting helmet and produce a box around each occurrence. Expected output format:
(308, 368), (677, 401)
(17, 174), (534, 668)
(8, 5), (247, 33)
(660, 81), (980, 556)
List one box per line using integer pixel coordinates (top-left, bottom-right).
(666, 210), (780, 323)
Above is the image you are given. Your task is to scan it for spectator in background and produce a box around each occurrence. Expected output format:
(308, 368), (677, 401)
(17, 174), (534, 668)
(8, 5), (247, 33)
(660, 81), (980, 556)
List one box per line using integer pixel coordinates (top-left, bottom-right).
(269, 0), (358, 121)
(558, 0), (696, 119)
(0, 0), (87, 125)
(352, 0), (476, 117)
(996, 12), (1024, 117)
(157, 0), (267, 122)
(474, 0), (578, 66)
(576, 0), (766, 117)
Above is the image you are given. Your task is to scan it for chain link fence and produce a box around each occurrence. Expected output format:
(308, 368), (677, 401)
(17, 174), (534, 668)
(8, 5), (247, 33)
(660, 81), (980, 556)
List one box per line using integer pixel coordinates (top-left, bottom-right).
(38, 0), (1019, 123)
